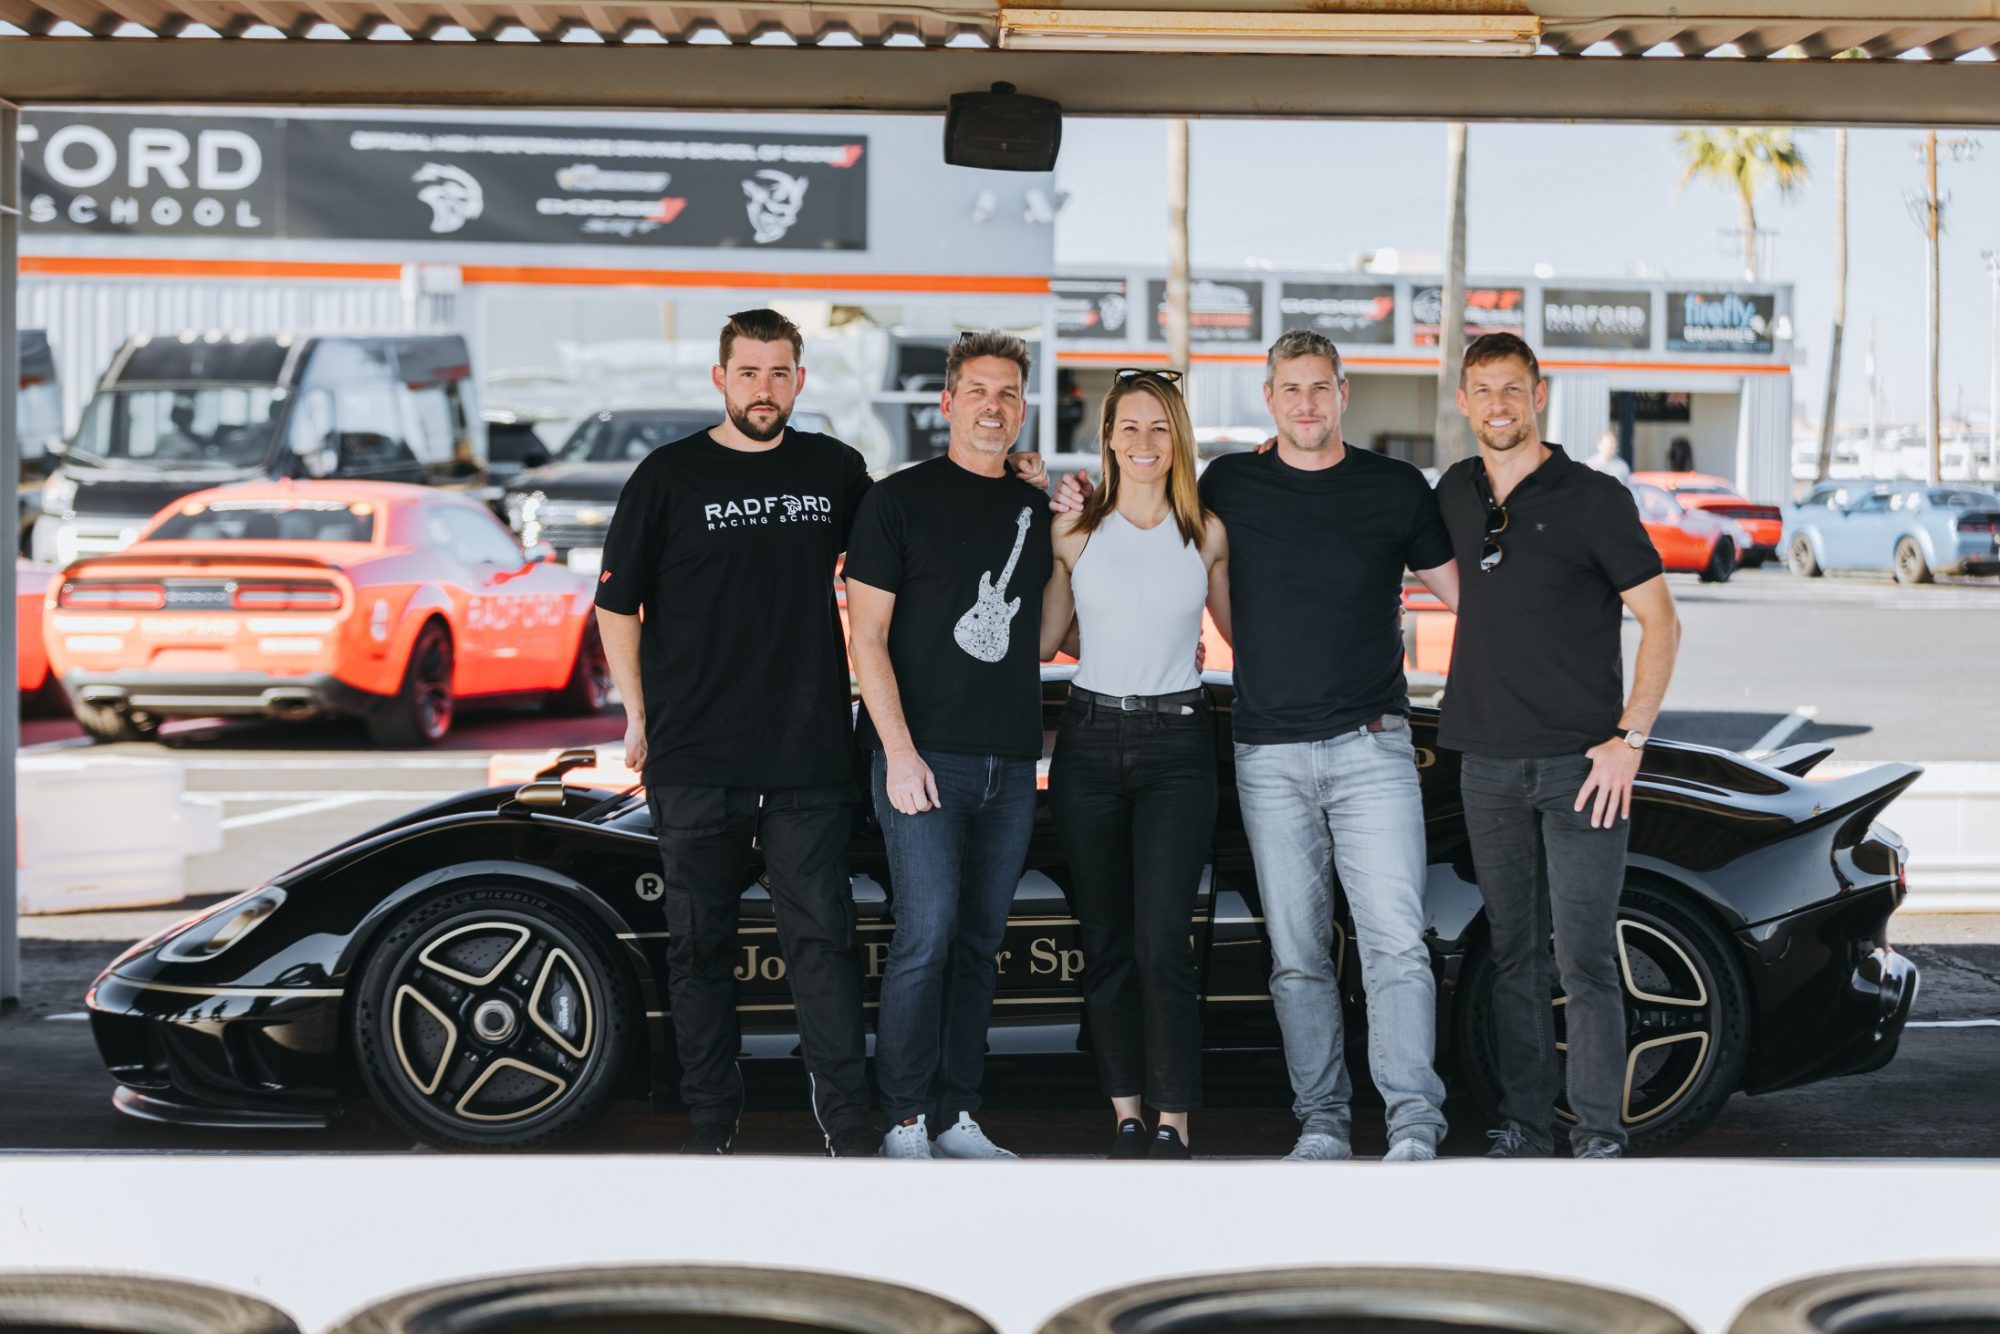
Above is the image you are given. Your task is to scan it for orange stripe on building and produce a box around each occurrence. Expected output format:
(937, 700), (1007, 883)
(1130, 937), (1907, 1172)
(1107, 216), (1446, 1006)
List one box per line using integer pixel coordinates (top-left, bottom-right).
(460, 266), (1050, 295)
(22, 256), (403, 281)
(1059, 348), (1790, 375)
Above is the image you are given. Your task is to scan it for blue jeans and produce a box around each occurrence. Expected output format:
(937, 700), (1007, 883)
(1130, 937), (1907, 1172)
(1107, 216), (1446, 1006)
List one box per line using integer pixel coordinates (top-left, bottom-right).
(1234, 718), (1448, 1148)
(871, 749), (1038, 1125)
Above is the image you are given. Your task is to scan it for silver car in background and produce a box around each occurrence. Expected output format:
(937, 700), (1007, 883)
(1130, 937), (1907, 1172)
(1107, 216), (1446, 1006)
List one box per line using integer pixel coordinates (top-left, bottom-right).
(1785, 479), (2000, 583)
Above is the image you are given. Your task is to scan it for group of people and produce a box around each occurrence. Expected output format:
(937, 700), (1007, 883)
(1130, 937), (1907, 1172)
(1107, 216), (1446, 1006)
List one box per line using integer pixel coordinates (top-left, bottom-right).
(594, 308), (1681, 1162)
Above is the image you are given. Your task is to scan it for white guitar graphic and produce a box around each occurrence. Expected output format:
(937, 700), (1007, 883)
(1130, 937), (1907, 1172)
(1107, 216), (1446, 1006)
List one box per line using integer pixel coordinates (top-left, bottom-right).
(952, 507), (1033, 663)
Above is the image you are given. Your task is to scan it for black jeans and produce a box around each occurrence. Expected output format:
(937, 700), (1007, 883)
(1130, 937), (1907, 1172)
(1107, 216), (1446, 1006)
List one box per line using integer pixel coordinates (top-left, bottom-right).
(1047, 691), (1217, 1111)
(648, 783), (869, 1138)
(1458, 752), (1631, 1151)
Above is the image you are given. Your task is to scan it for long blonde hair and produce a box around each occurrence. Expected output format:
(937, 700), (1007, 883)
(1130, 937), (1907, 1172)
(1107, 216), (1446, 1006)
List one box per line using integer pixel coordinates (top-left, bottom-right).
(1075, 374), (1207, 546)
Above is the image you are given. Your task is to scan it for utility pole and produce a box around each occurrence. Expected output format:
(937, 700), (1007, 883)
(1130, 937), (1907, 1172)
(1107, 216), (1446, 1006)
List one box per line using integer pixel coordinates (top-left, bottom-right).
(1815, 127), (1847, 484)
(1433, 123), (1470, 469)
(1866, 317), (1879, 455)
(1910, 131), (1980, 483)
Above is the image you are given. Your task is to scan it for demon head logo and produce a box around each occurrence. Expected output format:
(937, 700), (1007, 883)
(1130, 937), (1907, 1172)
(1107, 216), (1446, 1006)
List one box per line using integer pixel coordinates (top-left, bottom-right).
(743, 169), (809, 245)
(413, 163), (484, 235)
(779, 494), (805, 519)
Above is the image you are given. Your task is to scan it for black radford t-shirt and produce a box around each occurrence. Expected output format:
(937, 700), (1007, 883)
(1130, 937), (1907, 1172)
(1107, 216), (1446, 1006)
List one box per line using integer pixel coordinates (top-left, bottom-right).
(1199, 446), (1453, 744)
(1435, 444), (1665, 759)
(843, 456), (1054, 759)
(594, 427), (871, 789)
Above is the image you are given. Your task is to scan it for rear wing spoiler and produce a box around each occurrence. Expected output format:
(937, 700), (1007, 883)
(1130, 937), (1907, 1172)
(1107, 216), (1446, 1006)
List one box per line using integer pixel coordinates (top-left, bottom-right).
(61, 551), (345, 574)
(1803, 762), (1924, 841)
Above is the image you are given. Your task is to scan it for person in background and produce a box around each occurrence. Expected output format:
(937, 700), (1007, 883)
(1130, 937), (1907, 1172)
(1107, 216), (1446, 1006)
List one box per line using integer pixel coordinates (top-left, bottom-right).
(1435, 332), (1681, 1161)
(1039, 368), (1231, 1160)
(1585, 430), (1631, 483)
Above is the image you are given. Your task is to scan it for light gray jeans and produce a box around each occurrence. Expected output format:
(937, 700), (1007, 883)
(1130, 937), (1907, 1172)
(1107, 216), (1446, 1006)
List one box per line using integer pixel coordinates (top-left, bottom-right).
(1235, 718), (1448, 1149)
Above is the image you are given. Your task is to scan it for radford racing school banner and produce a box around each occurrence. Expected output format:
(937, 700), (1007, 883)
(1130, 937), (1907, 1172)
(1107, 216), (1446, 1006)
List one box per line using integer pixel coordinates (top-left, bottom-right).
(20, 112), (868, 251)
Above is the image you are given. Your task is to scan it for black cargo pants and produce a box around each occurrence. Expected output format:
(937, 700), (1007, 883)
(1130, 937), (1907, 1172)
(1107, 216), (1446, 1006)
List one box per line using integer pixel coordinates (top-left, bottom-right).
(647, 782), (870, 1139)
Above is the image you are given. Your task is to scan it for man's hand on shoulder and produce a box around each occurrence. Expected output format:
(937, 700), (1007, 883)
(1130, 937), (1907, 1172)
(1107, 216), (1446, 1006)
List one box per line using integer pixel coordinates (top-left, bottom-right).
(1051, 469), (1093, 514)
(1008, 451), (1049, 491)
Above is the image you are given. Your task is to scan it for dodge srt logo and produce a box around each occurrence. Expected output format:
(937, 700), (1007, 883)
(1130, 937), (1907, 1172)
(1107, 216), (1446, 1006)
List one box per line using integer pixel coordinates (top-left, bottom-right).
(414, 163), (483, 235)
(743, 169), (808, 245)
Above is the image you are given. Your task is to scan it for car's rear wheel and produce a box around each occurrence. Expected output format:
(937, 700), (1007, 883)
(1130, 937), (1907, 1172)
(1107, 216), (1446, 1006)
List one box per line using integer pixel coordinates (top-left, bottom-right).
(367, 620), (453, 746)
(1699, 536), (1737, 583)
(351, 885), (632, 1150)
(545, 619), (612, 716)
(70, 698), (158, 744)
(1788, 534), (1823, 578)
(1458, 882), (1751, 1154)
(1894, 536), (1933, 585)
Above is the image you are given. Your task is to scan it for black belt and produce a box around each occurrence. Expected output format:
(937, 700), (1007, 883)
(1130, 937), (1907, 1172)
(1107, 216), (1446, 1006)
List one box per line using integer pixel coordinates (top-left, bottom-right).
(1069, 685), (1208, 717)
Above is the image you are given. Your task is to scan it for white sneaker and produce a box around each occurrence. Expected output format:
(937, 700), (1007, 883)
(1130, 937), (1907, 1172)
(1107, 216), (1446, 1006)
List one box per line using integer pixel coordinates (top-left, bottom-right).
(933, 1111), (1018, 1159)
(1283, 1131), (1352, 1162)
(1382, 1137), (1438, 1162)
(882, 1115), (932, 1160)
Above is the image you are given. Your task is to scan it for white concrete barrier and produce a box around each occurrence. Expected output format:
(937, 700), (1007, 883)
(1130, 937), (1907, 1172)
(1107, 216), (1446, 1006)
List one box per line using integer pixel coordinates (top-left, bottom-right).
(0, 1157), (1995, 1333)
(16, 756), (215, 914)
(1818, 762), (2000, 913)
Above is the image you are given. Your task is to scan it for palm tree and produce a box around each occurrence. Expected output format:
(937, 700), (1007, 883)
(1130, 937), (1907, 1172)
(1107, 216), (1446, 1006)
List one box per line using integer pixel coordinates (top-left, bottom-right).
(1432, 123), (1469, 469)
(1815, 128), (1847, 483)
(1673, 127), (1810, 280)
(1165, 120), (1191, 377)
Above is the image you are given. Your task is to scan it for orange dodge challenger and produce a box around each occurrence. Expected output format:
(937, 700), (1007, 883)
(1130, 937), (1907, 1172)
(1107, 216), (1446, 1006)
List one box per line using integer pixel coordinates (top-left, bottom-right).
(45, 481), (610, 745)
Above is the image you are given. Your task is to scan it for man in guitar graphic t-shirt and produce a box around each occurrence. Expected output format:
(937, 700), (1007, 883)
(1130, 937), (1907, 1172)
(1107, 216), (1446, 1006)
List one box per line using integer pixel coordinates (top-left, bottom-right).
(846, 331), (1055, 1159)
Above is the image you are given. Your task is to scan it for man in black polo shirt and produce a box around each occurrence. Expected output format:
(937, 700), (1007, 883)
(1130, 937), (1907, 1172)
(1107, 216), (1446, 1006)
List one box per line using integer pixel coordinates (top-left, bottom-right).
(1196, 329), (1461, 1163)
(1436, 332), (1681, 1160)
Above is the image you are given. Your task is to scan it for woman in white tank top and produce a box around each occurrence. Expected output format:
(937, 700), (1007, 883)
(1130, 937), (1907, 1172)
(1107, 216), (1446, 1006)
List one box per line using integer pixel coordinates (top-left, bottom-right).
(1036, 370), (1232, 1160)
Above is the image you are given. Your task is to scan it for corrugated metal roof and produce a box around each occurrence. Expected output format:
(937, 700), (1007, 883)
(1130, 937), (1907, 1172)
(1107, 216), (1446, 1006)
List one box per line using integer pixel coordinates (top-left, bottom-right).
(0, 0), (1994, 58)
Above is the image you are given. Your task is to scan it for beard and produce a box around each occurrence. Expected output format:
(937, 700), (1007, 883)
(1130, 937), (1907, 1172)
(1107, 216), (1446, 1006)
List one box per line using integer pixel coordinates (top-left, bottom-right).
(1279, 418), (1337, 453)
(728, 398), (789, 443)
(1474, 421), (1530, 453)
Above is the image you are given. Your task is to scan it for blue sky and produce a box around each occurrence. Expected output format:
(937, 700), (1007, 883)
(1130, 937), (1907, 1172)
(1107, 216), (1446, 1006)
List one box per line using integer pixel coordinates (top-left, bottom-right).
(1055, 120), (2000, 430)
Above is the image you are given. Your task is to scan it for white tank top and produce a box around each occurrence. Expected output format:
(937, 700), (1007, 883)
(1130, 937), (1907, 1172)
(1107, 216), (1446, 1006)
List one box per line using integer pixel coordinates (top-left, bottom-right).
(1071, 509), (1208, 697)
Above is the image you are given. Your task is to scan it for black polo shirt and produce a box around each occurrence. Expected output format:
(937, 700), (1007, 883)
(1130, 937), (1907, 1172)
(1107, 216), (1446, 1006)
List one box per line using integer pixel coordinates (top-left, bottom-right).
(1436, 444), (1663, 758)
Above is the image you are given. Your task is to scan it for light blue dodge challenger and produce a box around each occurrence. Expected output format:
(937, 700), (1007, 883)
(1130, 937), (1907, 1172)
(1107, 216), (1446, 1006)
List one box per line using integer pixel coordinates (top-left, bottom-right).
(1785, 479), (2000, 583)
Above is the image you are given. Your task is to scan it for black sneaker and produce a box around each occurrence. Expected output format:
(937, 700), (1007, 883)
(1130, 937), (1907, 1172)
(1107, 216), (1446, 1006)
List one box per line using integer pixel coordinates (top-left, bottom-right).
(1150, 1126), (1192, 1160)
(827, 1125), (882, 1157)
(1109, 1118), (1149, 1160)
(679, 1121), (736, 1155)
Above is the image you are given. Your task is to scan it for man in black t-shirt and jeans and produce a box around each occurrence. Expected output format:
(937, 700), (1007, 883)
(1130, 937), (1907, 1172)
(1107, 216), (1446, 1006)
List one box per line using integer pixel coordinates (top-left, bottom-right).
(1436, 333), (1680, 1160)
(1197, 329), (1461, 1163)
(593, 309), (880, 1157)
(845, 331), (1054, 1160)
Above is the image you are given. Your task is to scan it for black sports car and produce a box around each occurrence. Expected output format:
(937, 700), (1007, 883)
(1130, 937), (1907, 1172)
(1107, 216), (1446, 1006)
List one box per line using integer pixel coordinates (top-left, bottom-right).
(87, 672), (1920, 1153)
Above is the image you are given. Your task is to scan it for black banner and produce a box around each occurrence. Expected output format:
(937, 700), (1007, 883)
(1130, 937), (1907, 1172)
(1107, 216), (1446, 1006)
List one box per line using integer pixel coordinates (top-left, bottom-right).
(1278, 282), (1395, 344)
(1053, 276), (1133, 341)
(1541, 288), (1651, 350)
(23, 112), (283, 238)
(1146, 278), (1264, 344)
(1411, 285), (1526, 346)
(22, 111), (869, 251)
(1667, 291), (1776, 354)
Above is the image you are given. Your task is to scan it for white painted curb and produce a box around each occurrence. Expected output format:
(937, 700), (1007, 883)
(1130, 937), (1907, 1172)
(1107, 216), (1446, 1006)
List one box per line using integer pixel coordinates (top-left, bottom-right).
(1818, 762), (2000, 913)
(15, 756), (215, 914)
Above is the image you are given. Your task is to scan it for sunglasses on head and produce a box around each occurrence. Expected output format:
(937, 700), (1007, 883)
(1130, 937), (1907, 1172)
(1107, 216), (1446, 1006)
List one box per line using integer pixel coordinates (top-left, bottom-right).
(1113, 367), (1185, 386)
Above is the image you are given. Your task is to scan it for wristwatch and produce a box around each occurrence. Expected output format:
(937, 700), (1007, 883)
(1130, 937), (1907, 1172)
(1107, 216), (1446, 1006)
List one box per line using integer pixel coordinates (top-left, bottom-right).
(1620, 729), (1648, 751)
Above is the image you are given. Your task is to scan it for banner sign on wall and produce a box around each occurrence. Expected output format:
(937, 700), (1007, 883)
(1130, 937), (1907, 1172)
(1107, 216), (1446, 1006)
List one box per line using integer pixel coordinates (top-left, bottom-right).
(1146, 278), (1264, 343)
(1541, 288), (1651, 350)
(1411, 285), (1525, 345)
(22, 111), (870, 251)
(1278, 283), (1395, 344)
(1053, 277), (1133, 341)
(1667, 291), (1776, 353)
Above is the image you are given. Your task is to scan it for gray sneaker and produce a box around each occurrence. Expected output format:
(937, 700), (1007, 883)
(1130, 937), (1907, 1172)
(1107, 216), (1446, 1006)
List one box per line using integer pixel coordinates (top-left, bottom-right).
(1574, 1137), (1625, 1160)
(1382, 1137), (1437, 1162)
(1283, 1131), (1353, 1162)
(934, 1112), (1018, 1159)
(1484, 1122), (1547, 1158)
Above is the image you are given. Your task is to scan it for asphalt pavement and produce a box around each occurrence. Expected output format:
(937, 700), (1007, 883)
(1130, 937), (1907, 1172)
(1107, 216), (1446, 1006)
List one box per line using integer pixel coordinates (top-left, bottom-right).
(7, 563), (1998, 1158)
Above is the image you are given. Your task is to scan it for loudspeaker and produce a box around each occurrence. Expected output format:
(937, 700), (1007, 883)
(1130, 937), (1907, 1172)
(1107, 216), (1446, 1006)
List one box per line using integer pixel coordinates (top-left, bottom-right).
(944, 82), (1062, 172)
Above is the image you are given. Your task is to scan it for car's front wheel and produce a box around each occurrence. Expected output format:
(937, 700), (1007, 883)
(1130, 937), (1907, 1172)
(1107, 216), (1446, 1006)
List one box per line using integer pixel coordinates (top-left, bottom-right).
(1699, 536), (1737, 583)
(1894, 536), (1933, 585)
(351, 885), (633, 1150)
(1788, 534), (1823, 578)
(1458, 882), (1750, 1154)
